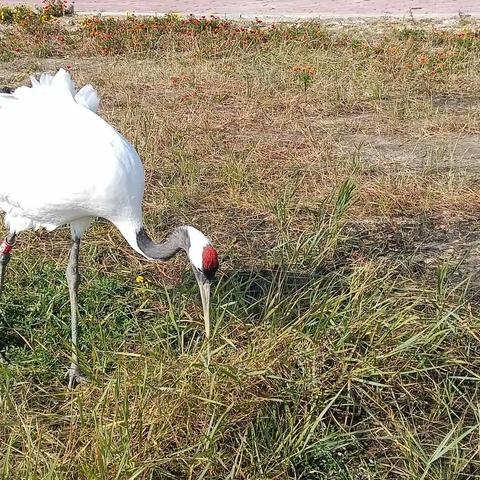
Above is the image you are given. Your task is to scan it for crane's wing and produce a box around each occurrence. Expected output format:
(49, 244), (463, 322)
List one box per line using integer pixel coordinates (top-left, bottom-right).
(0, 69), (100, 113)
(0, 68), (144, 238)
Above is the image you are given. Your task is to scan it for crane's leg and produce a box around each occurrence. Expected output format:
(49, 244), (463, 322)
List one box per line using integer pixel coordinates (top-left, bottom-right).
(66, 236), (87, 388)
(0, 233), (16, 363)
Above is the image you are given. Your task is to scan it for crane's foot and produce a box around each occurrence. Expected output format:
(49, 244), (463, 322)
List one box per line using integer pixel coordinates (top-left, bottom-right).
(67, 363), (89, 389)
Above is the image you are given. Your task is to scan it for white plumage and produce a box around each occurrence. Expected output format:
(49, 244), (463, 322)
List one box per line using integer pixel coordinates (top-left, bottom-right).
(0, 69), (144, 253)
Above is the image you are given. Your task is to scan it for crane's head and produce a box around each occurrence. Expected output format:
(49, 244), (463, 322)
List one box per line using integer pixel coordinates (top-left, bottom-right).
(186, 227), (219, 338)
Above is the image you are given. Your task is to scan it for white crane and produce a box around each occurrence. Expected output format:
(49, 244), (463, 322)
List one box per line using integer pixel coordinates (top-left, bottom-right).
(0, 69), (219, 388)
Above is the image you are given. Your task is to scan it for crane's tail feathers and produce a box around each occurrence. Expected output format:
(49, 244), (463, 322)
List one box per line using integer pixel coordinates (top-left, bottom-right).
(0, 69), (99, 112)
(31, 69), (76, 96)
(75, 84), (100, 112)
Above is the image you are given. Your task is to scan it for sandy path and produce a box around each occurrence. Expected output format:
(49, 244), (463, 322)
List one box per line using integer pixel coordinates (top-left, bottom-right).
(0, 0), (478, 17)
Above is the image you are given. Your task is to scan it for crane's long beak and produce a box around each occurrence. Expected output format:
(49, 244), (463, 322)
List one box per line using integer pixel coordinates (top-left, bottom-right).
(198, 279), (211, 339)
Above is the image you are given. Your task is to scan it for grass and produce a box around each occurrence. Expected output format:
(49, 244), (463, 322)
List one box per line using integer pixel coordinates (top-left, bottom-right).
(1, 8), (480, 479)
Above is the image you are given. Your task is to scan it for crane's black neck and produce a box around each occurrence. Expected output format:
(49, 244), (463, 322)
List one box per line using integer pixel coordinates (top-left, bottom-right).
(136, 226), (190, 261)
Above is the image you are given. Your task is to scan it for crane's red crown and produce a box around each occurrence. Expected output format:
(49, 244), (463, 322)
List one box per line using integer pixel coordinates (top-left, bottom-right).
(202, 245), (219, 279)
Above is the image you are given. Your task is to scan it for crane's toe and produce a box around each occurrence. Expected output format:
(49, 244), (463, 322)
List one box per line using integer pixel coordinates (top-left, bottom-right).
(67, 363), (89, 389)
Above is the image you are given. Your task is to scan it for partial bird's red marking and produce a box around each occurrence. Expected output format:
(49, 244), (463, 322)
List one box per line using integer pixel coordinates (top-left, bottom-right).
(202, 245), (218, 270)
(0, 239), (14, 255)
